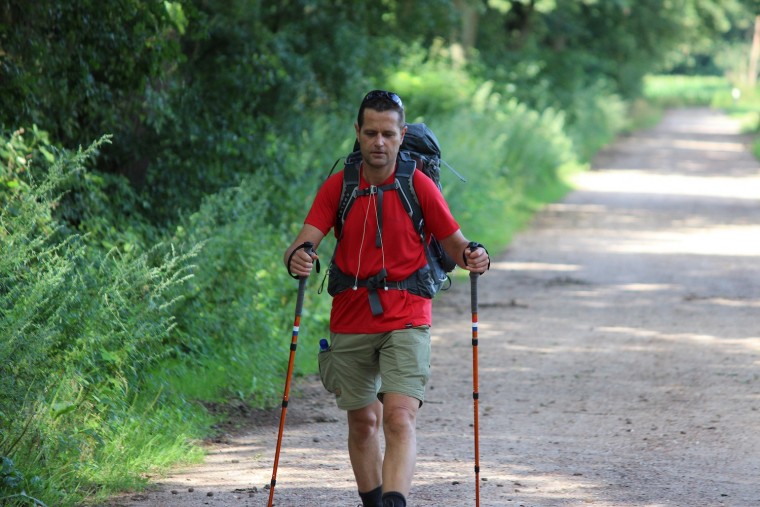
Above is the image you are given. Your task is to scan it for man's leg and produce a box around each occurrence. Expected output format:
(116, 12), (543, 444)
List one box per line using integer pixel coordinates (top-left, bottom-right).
(347, 400), (383, 494)
(381, 392), (419, 497)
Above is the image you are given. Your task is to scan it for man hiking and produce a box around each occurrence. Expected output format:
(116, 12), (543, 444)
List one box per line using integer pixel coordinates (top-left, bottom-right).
(284, 90), (490, 507)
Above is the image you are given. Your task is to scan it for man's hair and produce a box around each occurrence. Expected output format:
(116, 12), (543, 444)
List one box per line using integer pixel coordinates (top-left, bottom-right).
(357, 90), (405, 128)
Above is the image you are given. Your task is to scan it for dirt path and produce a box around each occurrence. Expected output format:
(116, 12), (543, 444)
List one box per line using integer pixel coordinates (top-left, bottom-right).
(108, 108), (760, 507)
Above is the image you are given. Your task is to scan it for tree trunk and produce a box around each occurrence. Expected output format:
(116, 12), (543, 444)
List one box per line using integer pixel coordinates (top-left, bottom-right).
(748, 15), (760, 86)
(454, 0), (479, 57)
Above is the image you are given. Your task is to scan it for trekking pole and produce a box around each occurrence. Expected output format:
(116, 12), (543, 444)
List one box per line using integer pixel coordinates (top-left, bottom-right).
(268, 242), (317, 507)
(470, 268), (481, 507)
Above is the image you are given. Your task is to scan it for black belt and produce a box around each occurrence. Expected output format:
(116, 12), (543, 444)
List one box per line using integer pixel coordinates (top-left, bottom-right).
(329, 267), (409, 316)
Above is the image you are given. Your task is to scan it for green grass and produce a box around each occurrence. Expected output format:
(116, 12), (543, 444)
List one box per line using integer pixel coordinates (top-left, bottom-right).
(82, 389), (211, 499)
(643, 74), (732, 107)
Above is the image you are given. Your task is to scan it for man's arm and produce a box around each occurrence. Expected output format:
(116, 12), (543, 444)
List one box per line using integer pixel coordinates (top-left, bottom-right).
(439, 229), (490, 274)
(283, 224), (325, 277)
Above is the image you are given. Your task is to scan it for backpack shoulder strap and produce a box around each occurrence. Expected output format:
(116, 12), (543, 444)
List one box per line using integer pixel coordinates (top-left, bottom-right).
(336, 152), (362, 238)
(396, 151), (423, 235)
(397, 151), (447, 284)
(336, 151), (423, 238)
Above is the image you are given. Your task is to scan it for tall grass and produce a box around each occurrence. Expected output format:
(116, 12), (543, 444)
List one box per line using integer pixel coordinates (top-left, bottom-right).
(164, 171), (334, 408)
(429, 82), (586, 252)
(0, 136), (208, 505)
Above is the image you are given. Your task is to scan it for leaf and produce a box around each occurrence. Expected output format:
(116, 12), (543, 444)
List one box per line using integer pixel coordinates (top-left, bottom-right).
(100, 348), (120, 363)
(51, 402), (78, 419)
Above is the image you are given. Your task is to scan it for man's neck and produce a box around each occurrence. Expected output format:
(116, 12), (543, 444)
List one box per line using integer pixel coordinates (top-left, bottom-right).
(362, 162), (395, 186)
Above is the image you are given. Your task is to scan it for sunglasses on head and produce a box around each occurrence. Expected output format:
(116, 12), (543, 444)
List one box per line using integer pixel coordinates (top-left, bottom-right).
(362, 90), (404, 109)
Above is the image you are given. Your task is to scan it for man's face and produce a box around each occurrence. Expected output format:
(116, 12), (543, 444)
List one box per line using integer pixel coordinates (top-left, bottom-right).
(355, 108), (406, 172)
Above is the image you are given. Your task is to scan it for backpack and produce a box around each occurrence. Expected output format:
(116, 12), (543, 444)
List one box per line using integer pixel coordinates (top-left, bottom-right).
(326, 123), (464, 314)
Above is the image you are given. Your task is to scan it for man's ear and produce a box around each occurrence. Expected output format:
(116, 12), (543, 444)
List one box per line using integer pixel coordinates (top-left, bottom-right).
(400, 125), (407, 141)
(354, 122), (361, 139)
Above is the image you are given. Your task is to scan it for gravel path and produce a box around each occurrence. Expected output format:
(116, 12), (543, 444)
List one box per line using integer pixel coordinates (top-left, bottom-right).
(107, 108), (760, 507)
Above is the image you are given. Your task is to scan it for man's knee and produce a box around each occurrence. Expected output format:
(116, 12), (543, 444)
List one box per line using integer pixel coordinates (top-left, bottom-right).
(348, 404), (382, 440)
(382, 397), (418, 439)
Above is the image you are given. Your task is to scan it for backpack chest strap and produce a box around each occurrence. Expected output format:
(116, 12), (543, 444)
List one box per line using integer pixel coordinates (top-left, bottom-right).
(337, 158), (417, 241)
(353, 181), (400, 247)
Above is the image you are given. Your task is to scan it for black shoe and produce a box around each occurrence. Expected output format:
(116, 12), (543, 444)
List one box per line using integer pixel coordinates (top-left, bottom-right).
(382, 491), (406, 507)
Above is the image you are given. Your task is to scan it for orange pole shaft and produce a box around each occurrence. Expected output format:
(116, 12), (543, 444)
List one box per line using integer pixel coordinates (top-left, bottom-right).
(268, 277), (306, 506)
(470, 272), (480, 507)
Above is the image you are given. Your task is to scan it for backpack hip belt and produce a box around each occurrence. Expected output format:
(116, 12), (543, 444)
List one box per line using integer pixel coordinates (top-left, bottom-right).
(328, 262), (443, 316)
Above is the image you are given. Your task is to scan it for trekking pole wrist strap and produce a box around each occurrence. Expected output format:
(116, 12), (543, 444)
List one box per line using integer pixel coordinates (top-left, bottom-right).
(463, 241), (490, 270)
(288, 242), (320, 280)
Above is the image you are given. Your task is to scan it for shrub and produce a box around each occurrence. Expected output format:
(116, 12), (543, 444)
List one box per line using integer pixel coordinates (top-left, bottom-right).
(432, 82), (585, 252)
(0, 135), (199, 505)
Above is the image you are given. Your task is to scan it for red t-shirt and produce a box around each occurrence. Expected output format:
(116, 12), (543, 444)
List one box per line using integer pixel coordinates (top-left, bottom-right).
(306, 164), (460, 333)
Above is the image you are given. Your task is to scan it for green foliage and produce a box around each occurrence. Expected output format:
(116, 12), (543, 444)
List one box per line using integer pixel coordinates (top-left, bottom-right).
(388, 41), (477, 120)
(661, 0), (753, 76)
(0, 0), (183, 183)
(473, 0), (752, 113)
(624, 99), (665, 133)
(564, 82), (629, 162)
(0, 137), (202, 505)
(0, 126), (57, 204)
(3, 0), (748, 226)
(133, 0), (458, 221)
(432, 82), (586, 252)
(165, 131), (336, 407)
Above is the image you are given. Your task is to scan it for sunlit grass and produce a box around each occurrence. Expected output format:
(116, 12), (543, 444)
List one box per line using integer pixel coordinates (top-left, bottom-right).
(643, 74), (732, 107)
(644, 74), (760, 161)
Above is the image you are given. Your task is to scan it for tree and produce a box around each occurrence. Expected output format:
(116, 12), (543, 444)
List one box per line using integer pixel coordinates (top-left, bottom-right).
(749, 15), (760, 85)
(0, 1), (183, 184)
(459, 0), (756, 104)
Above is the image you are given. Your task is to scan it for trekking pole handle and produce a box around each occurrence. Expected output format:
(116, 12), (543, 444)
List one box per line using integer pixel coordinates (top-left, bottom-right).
(293, 242), (317, 315)
(288, 241), (320, 280)
(463, 241), (490, 272)
(301, 241), (316, 269)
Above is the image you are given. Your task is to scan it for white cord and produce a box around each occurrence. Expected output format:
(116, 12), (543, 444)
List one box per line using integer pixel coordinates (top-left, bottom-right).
(354, 186), (374, 289)
(353, 185), (387, 289)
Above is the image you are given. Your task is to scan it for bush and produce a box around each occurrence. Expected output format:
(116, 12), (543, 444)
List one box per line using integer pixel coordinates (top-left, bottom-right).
(0, 136), (200, 505)
(431, 82), (586, 252)
(564, 81), (628, 162)
(164, 126), (338, 406)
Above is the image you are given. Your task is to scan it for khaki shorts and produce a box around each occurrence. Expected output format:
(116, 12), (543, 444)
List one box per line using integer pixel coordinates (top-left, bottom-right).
(318, 326), (431, 411)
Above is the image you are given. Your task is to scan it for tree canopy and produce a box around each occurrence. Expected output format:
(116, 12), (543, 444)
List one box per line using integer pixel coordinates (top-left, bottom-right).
(1, 0), (756, 219)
